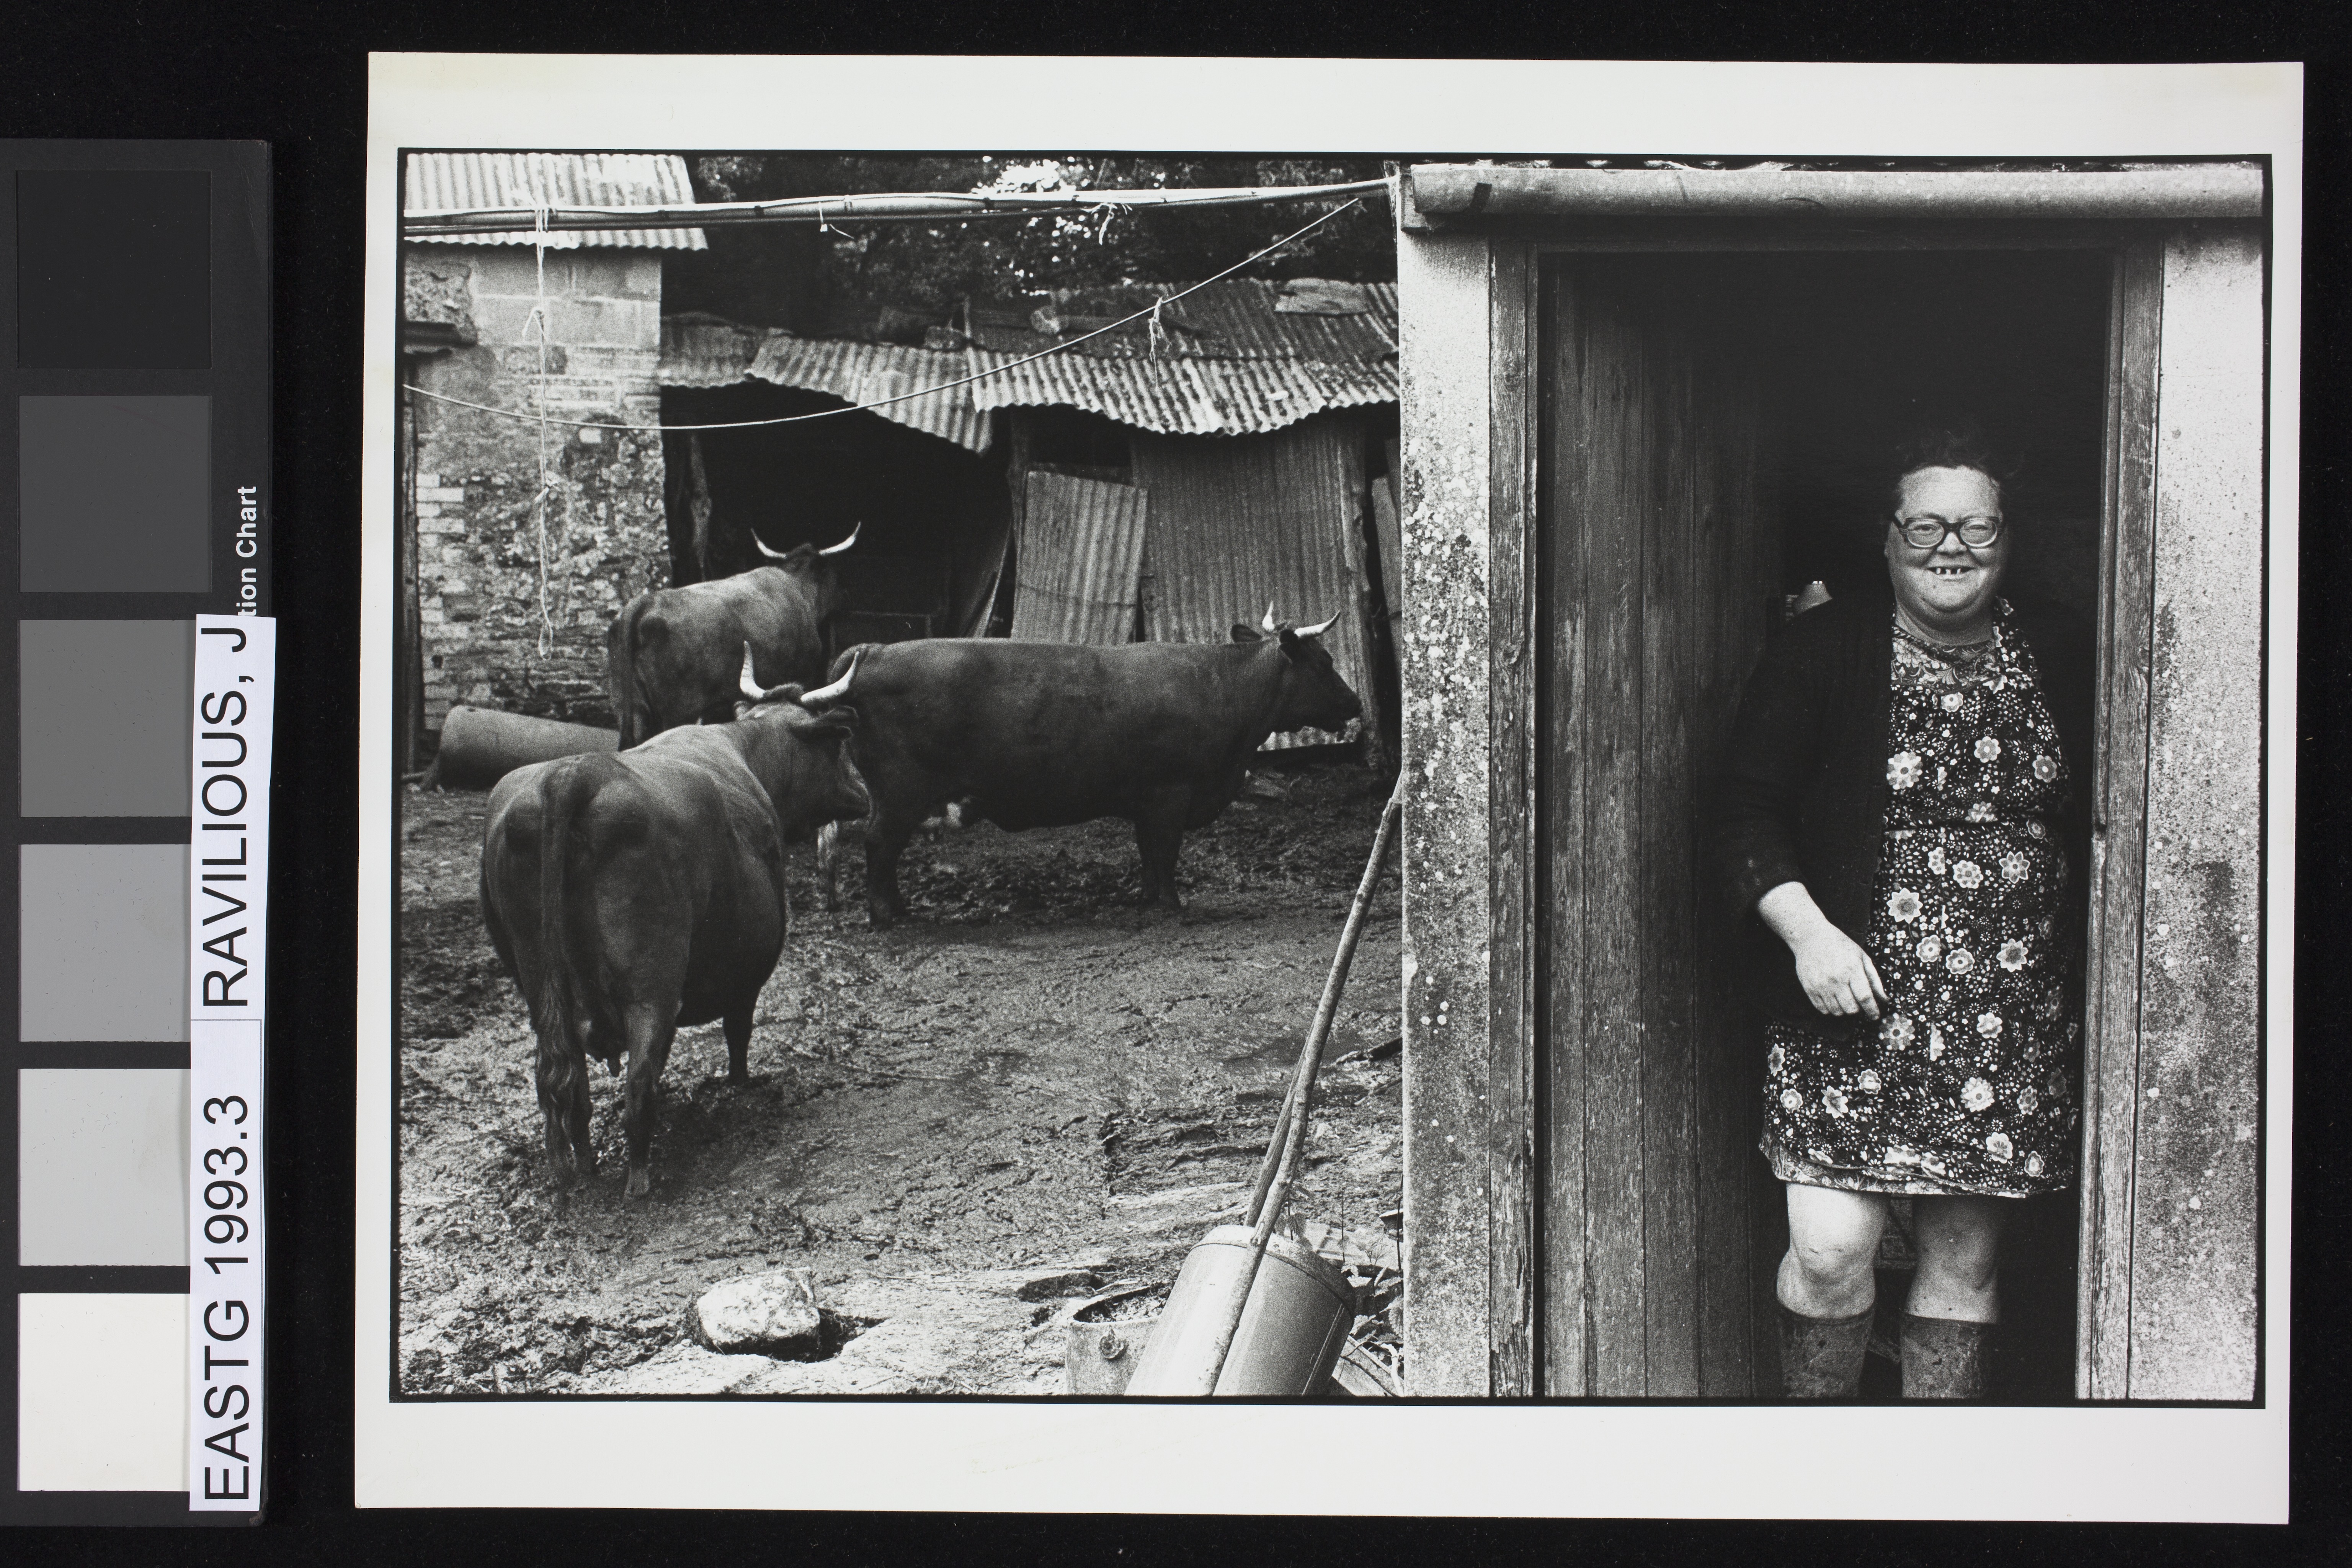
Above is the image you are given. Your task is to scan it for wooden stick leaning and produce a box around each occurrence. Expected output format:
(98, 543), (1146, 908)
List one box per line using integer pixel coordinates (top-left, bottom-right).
(1183, 773), (1406, 1395)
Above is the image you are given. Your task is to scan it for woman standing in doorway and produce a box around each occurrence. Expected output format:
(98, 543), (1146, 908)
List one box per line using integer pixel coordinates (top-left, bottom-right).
(1718, 431), (2092, 1400)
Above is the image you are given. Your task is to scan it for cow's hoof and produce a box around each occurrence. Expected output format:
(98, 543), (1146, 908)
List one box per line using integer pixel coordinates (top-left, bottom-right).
(625, 1168), (652, 1199)
(866, 906), (899, 930)
(725, 1069), (750, 1088)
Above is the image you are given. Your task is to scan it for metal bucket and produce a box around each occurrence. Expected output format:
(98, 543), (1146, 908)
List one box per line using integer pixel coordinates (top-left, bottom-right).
(1064, 1286), (1164, 1395)
(1120, 1225), (1355, 1396)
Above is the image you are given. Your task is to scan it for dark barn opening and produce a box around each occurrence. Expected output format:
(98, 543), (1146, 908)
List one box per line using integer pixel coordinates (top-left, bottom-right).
(658, 382), (1012, 650)
(1535, 248), (2110, 1398)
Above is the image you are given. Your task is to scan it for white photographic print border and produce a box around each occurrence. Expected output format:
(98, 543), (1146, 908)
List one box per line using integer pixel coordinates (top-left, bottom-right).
(357, 53), (2298, 1518)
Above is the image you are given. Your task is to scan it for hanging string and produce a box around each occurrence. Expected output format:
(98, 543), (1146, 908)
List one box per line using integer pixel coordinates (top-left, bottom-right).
(527, 201), (558, 658)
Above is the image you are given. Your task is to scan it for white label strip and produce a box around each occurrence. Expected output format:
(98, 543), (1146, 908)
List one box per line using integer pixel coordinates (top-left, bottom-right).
(190, 616), (274, 1023)
(188, 614), (273, 1511)
(188, 1019), (264, 1509)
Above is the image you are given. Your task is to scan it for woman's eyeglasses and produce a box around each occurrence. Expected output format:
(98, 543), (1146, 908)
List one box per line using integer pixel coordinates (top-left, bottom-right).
(1894, 513), (2003, 550)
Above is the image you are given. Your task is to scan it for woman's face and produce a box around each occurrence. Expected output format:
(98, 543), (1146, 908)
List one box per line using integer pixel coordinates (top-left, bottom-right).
(1885, 465), (2009, 635)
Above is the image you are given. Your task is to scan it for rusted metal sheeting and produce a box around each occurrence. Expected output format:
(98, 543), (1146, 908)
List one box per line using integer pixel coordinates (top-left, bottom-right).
(968, 352), (1395, 438)
(969, 279), (1398, 364)
(749, 335), (991, 452)
(403, 153), (707, 249)
(1010, 472), (1149, 645)
(658, 314), (764, 385)
(1132, 415), (1369, 750)
(655, 319), (991, 452)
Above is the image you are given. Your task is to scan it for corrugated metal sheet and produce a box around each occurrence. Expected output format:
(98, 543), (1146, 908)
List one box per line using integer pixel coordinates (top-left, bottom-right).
(967, 352), (1394, 438)
(967, 279), (1398, 363)
(1010, 472), (1149, 645)
(1133, 416), (1370, 750)
(655, 278), (1396, 443)
(656, 318), (991, 452)
(659, 314), (763, 384)
(404, 153), (707, 250)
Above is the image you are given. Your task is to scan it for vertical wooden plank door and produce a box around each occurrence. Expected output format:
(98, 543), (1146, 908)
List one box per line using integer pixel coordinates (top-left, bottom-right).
(1537, 255), (1780, 1396)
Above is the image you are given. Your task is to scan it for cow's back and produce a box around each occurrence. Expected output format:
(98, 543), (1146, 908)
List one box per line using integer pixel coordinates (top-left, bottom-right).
(611, 568), (830, 743)
(483, 744), (787, 1011)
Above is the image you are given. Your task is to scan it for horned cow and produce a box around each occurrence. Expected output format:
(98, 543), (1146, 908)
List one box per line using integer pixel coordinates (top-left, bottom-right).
(829, 608), (1362, 926)
(479, 648), (867, 1196)
(606, 523), (860, 748)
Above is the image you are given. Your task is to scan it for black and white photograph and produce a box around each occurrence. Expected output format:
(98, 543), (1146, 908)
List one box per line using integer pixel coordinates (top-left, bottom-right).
(356, 56), (2298, 1518)
(392, 145), (1412, 1399)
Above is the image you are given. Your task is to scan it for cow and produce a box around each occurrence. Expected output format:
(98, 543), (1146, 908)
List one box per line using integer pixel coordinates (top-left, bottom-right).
(479, 646), (867, 1196)
(828, 608), (1362, 926)
(606, 523), (861, 748)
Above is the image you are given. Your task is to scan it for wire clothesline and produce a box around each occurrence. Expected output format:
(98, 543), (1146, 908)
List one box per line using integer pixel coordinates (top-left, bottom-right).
(403, 197), (1369, 436)
(401, 177), (1390, 239)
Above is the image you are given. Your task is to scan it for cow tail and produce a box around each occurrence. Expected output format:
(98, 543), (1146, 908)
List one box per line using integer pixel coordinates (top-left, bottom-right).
(533, 766), (594, 1152)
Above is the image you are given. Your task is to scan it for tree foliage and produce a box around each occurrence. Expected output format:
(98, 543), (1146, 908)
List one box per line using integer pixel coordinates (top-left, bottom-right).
(663, 154), (1397, 335)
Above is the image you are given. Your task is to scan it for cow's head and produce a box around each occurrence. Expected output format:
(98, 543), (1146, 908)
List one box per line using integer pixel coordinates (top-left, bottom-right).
(750, 522), (860, 622)
(735, 645), (870, 827)
(1229, 604), (1364, 734)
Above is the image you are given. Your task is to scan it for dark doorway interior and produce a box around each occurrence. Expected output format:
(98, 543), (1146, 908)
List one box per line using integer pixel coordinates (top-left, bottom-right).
(658, 383), (1012, 647)
(1536, 247), (2109, 1400)
(1710, 248), (2113, 621)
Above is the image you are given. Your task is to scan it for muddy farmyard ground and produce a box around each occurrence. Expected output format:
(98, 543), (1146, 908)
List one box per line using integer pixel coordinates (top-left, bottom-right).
(396, 762), (1402, 1397)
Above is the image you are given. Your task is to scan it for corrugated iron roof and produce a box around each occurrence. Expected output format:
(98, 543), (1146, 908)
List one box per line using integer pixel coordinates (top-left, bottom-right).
(966, 279), (1397, 364)
(404, 153), (707, 250)
(966, 350), (1395, 438)
(1010, 472), (1149, 645)
(657, 317), (990, 452)
(656, 277), (1396, 442)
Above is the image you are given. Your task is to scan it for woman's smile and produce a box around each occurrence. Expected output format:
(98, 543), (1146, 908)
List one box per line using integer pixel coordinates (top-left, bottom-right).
(1887, 466), (2008, 638)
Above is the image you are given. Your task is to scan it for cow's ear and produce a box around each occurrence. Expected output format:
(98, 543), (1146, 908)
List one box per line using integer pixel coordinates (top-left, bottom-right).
(1230, 623), (1261, 643)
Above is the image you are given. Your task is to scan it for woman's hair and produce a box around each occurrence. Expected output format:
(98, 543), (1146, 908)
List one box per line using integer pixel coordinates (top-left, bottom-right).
(1890, 425), (2007, 513)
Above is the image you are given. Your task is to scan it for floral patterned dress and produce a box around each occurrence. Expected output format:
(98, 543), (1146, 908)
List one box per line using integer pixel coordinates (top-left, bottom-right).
(1761, 602), (2082, 1199)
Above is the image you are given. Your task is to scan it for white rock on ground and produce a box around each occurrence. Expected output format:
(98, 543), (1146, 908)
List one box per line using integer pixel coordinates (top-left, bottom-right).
(595, 1264), (1112, 1396)
(686, 1270), (823, 1358)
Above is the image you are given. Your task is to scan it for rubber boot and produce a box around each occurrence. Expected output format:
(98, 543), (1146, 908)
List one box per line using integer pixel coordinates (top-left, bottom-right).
(1778, 1302), (1874, 1400)
(1900, 1313), (1990, 1400)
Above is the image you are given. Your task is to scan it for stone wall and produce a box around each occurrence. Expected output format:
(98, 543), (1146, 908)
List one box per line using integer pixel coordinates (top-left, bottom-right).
(404, 244), (670, 732)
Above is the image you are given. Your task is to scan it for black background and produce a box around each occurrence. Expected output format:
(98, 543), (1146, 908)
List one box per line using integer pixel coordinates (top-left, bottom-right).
(3, 4), (2348, 1564)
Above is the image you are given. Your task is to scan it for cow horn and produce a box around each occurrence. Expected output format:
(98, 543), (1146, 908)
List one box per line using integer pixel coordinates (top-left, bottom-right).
(750, 532), (793, 562)
(799, 650), (859, 707)
(739, 644), (771, 700)
(739, 643), (798, 703)
(1297, 610), (1339, 638)
(1261, 604), (1278, 633)
(818, 521), (862, 557)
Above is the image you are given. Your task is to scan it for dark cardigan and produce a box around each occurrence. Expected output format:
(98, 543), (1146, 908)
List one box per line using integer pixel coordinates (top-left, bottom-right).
(1714, 583), (2096, 1027)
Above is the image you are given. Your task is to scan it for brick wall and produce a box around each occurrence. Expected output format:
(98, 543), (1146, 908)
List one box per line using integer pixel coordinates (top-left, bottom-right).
(404, 244), (670, 733)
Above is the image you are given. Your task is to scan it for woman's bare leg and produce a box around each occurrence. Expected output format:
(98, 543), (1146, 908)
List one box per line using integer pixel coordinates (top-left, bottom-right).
(1906, 1194), (2006, 1321)
(1778, 1183), (1888, 1318)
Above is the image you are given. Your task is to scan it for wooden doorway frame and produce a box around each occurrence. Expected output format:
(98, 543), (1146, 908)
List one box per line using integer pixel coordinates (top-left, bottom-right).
(1398, 179), (2265, 1401)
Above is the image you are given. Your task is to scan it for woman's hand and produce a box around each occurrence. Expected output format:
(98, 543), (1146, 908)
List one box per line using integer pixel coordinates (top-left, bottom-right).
(1756, 882), (1889, 1021)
